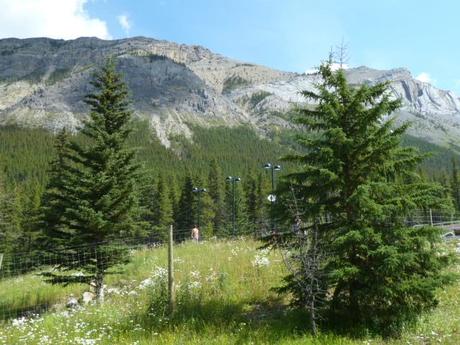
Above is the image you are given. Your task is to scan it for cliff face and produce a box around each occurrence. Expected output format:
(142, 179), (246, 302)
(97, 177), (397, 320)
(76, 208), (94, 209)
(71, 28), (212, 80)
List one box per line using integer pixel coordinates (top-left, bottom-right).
(0, 36), (459, 148)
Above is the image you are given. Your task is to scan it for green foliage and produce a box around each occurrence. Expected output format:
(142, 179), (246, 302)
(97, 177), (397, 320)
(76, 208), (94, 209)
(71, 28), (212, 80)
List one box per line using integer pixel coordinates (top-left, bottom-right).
(277, 62), (456, 337)
(46, 67), (72, 85)
(401, 135), (460, 177)
(1, 239), (459, 344)
(40, 60), (144, 301)
(451, 158), (460, 210)
(247, 91), (272, 108)
(244, 171), (270, 232)
(222, 75), (249, 94)
(174, 175), (195, 241)
(223, 179), (248, 236)
(207, 160), (226, 234)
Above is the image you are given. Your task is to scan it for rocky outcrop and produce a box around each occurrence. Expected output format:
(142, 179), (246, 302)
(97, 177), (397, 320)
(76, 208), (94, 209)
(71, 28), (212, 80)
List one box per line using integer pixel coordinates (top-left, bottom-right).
(0, 37), (459, 148)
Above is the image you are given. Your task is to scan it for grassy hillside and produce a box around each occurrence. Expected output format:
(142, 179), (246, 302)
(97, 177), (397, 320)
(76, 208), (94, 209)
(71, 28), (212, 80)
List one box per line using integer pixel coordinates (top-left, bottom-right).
(0, 239), (459, 344)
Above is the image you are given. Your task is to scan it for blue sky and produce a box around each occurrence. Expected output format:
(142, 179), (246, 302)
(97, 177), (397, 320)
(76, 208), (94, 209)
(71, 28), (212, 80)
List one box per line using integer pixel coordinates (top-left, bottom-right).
(1, 0), (459, 93)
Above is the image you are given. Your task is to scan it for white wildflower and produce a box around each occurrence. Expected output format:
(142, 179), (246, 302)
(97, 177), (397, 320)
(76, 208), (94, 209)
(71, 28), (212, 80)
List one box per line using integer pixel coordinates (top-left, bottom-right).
(139, 278), (154, 289)
(190, 271), (200, 279)
(12, 316), (28, 328)
(188, 281), (201, 289)
(152, 266), (168, 280)
(107, 287), (121, 295)
(252, 254), (270, 267)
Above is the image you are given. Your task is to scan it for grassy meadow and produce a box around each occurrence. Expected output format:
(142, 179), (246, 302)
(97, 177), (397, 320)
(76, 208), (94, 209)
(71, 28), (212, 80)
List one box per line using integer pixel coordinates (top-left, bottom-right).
(0, 238), (459, 345)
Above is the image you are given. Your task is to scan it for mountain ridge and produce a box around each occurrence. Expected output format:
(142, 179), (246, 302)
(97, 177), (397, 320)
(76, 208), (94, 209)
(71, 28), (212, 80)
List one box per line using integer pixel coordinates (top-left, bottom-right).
(1, 36), (459, 149)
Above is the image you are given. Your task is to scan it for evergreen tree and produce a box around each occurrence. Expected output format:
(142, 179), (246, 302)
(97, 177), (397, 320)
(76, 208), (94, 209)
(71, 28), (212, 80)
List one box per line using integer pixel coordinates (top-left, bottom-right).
(207, 160), (225, 234)
(17, 182), (42, 253)
(192, 176), (214, 239)
(39, 129), (76, 247)
(278, 62), (454, 336)
(174, 174), (195, 241)
(40, 60), (142, 302)
(451, 158), (460, 211)
(154, 175), (174, 240)
(0, 169), (18, 255)
(224, 178), (248, 235)
(245, 171), (271, 233)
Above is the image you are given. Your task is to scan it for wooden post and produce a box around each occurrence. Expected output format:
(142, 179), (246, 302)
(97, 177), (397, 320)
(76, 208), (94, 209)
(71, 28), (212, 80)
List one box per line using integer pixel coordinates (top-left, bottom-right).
(0, 253), (3, 270)
(429, 208), (433, 226)
(168, 224), (175, 314)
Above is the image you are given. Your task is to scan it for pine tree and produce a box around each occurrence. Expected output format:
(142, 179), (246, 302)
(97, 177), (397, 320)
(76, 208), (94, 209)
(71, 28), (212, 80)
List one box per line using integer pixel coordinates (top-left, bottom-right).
(17, 182), (42, 253)
(224, 178), (248, 235)
(207, 160), (225, 234)
(40, 60), (142, 302)
(174, 175), (195, 241)
(0, 169), (17, 255)
(278, 62), (455, 336)
(451, 158), (460, 211)
(245, 171), (271, 233)
(192, 176), (214, 239)
(39, 128), (74, 248)
(154, 175), (174, 240)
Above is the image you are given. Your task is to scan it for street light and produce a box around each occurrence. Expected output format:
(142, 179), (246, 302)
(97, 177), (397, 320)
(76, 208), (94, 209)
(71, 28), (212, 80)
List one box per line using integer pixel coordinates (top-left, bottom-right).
(192, 187), (207, 228)
(226, 176), (241, 236)
(264, 163), (281, 231)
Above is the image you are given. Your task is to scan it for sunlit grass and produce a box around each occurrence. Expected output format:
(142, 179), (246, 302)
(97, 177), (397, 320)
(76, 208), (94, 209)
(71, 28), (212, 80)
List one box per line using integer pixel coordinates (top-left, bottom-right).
(0, 238), (458, 345)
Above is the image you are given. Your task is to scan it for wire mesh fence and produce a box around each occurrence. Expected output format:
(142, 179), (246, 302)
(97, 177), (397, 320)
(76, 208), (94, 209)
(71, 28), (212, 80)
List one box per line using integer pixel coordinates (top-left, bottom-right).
(0, 239), (165, 321)
(0, 225), (266, 322)
(0, 210), (458, 322)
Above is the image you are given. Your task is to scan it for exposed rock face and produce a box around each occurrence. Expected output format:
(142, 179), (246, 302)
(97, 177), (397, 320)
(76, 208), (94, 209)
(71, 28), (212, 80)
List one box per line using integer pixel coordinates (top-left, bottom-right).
(0, 37), (459, 148)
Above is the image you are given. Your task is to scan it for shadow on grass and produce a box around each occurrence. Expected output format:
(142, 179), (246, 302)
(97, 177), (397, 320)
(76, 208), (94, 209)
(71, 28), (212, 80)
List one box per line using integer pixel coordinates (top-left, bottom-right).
(0, 302), (51, 321)
(129, 295), (312, 343)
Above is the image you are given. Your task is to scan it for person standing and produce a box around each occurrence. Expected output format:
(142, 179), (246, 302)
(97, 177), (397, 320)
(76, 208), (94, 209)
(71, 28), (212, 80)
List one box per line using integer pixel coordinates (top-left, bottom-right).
(191, 225), (200, 241)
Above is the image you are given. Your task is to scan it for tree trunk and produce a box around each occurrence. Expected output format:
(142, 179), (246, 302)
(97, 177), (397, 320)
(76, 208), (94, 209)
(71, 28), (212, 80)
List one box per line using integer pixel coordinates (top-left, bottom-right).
(95, 266), (105, 303)
(310, 297), (317, 335)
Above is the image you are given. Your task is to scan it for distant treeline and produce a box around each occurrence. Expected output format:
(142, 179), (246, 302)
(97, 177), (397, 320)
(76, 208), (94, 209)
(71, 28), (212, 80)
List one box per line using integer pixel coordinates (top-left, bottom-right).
(1, 121), (460, 257)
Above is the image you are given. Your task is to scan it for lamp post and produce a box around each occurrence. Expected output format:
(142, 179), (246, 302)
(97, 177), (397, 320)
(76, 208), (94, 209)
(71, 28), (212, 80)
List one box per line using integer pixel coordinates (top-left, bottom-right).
(263, 163), (281, 231)
(192, 187), (207, 228)
(226, 176), (241, 236)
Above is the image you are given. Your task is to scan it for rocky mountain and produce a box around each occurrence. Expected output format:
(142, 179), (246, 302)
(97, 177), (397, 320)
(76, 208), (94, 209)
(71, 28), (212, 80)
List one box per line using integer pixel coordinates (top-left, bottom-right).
(0, 36), (459, 149)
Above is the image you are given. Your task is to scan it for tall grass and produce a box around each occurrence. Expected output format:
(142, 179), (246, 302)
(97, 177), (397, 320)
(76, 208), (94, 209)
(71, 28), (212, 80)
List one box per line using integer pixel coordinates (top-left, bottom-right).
(0, 238), (459, 344)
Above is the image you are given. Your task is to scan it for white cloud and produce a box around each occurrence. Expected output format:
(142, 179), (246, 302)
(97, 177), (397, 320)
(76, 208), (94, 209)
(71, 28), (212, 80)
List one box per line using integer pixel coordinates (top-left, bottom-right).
(416, 72), (435, 84)
(0, 0), (110, 39)
(117, 14), (131, 36)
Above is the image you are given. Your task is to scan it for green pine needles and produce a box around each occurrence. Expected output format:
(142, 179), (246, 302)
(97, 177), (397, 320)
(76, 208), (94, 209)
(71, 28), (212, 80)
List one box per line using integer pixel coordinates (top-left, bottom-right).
(278, 62), (456, 337)
(40, 60), (143, 302)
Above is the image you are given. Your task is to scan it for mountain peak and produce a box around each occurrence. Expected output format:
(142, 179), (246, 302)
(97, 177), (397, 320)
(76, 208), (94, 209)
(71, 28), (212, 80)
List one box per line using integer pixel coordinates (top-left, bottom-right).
(0, 36), (459, 149)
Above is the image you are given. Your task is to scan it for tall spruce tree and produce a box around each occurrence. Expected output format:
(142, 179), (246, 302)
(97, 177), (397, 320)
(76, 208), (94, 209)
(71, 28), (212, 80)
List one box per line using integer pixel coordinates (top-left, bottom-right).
(0, 168), (14, 255)
(245, 171), (271, 233)
(154, 175), (174, 240)
(174, 175), (195, 241)
(40, 128), (74, 248)
(451, 158), (460, 211)
(191, 176), (214, 239)
(40, 60), (142, 302)
(208, 160), (225, 234)
(224, 179), (248, 235)
(278, 62), (454, 336)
